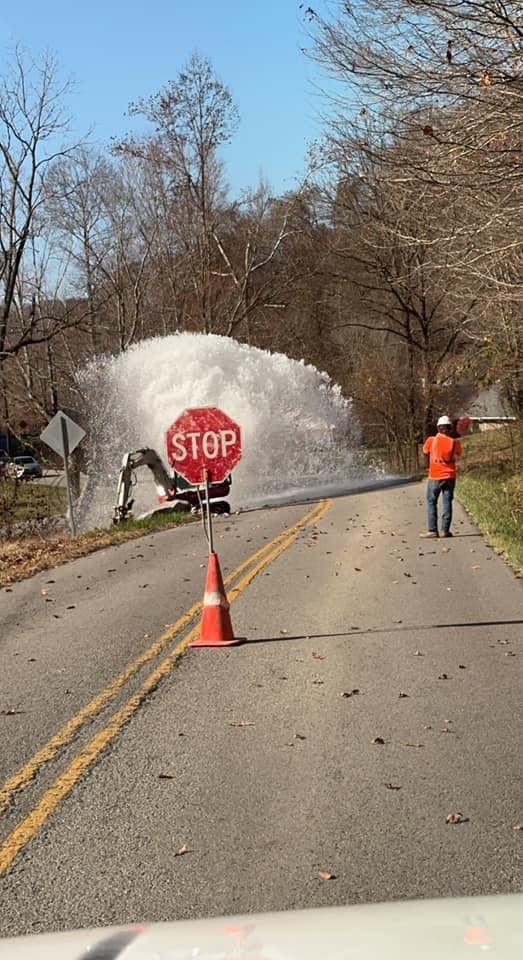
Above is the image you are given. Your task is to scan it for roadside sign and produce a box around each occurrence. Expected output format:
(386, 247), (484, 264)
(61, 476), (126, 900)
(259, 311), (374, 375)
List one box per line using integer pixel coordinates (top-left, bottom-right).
(40, 411), (86, 536)
(166, 407), (242, 486)
(456, 416), (472, 436)
(40, 411), (86, 458)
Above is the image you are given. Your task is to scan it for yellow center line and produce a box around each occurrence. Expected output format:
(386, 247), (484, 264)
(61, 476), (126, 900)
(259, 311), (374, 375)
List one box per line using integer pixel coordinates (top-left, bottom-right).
(0, 500), (329, 817)
(0, 498), (332, 876)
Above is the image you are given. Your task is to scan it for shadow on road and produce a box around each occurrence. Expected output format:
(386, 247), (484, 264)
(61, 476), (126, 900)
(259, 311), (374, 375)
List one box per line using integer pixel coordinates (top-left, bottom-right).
(246, 619), (523, 644)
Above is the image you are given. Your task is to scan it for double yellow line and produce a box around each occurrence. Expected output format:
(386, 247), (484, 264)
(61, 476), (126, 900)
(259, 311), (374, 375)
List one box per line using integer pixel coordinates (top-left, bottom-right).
(0, 498), (331, 876)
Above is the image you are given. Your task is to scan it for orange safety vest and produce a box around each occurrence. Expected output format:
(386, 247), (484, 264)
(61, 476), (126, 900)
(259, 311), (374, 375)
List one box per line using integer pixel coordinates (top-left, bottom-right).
(423, 434), (462, 480)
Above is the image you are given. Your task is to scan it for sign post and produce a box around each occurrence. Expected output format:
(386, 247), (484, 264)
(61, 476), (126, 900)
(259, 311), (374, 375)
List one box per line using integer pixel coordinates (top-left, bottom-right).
(166, 407), (242, 554)
(40, 411), (86, 536)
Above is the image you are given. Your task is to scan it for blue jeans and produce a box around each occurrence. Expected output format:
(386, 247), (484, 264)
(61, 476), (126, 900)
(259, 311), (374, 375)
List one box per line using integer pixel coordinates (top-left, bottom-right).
(427, 479), (455, 534)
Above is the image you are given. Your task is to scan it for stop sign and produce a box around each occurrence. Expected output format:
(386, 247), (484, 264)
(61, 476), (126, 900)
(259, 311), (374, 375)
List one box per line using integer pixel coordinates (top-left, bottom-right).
(166, 407), (242, 485)
(456, 416), (472, 436)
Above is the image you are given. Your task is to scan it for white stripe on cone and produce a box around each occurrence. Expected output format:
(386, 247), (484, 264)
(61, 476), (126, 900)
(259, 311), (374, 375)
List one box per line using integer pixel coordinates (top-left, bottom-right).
(203, 591), (230, 609)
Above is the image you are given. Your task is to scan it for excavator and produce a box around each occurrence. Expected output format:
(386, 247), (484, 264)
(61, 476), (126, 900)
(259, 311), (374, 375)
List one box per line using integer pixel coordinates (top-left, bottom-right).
(113, 448), (231, 524)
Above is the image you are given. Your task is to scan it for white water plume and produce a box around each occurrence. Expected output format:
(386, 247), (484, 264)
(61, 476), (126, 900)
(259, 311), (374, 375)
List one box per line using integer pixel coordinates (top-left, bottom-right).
(78, 333), (374, 528)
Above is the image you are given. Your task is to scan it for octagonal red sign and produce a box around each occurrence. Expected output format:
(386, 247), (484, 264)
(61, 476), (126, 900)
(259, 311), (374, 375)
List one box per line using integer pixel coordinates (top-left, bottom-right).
(166, 407), (242, 485)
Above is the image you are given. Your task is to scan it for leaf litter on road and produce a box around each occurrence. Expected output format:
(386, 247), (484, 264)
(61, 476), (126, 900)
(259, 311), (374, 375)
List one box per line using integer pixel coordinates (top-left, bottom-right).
(229, 720), (255, 727)
(384, 783), (401, 790)
(174, 844), (189, 856)
(372, 736), (386, 744)
(318, 870), (336, 881)
(446, 812), (468, 824)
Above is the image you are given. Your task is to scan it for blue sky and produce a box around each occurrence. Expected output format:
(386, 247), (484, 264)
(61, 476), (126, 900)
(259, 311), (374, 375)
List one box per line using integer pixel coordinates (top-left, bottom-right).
(1, 1), (330, 196)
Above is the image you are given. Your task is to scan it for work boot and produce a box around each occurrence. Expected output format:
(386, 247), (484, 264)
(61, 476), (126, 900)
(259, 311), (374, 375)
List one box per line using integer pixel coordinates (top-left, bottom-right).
(419, 531), (439, 539)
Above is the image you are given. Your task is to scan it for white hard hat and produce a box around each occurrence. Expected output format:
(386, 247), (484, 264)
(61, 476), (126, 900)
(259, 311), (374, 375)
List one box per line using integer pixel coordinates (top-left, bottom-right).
(437, 415), (452, 426)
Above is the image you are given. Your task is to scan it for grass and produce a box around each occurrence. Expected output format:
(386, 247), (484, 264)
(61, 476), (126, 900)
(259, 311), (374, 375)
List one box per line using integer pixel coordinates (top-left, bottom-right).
(0, 509), (193, 588)
(0, 480), (67, 522)
(457, 425), (522, 575)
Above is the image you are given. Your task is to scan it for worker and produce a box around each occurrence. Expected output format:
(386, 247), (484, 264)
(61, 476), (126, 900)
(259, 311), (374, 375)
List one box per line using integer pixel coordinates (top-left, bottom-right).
(420, 415), (462, 538)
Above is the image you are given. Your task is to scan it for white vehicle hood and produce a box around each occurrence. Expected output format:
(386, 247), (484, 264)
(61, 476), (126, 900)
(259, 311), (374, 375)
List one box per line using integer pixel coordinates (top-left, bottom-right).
(1, 894), (521, 959)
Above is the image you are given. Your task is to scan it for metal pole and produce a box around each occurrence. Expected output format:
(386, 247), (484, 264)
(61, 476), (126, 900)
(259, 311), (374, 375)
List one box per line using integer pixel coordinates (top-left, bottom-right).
(60, 416), (76, 536)
(204, 469), (214, 554)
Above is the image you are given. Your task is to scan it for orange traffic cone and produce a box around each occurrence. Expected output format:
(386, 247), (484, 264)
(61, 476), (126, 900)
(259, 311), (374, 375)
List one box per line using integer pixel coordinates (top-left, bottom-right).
(191, 552), (243, 647)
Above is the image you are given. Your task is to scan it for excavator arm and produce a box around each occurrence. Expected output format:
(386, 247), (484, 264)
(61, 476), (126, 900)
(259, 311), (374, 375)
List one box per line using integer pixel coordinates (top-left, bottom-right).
(113, 448), (176, 524)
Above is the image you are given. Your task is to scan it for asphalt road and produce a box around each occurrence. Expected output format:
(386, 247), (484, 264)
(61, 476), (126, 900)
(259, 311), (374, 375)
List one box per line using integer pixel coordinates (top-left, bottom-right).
(0, 483), (521, 937)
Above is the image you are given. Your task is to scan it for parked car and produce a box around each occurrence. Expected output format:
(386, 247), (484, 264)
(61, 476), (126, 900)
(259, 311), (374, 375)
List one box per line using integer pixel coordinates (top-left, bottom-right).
(10, 455), (43, 479)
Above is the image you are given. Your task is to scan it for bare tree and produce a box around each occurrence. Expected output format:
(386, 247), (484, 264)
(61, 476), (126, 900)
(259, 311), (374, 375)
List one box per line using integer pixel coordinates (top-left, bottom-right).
(116, 51), (239, 334)
(0, 47), (79, 364)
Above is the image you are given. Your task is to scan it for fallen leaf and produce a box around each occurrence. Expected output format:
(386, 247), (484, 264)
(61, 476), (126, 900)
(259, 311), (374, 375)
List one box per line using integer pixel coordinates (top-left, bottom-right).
(66, 605), (75, 610)
(158, 773), (174, 780)
(107, 568), (117, 573)
(354, 567), (362, 572)
(446, 812), (467, 824)
(505, 651), (516, 657)
(458, 664), (466, 669)
(340, 688), (360, 698)
(294, 733), (307, 740)
(438, 674), (451, 680)
(312, 679), (324, 685)
(318, 870), (336, 880)
(174, 844), (189, 856)
(393, 619), (403, 624)
(372, 736), (386, 744)
(403, 742), (424, 748)
(229, 720), (255, 726)
(471, 564), (481, 570)
(384, 782), (401, 790)
(413, 651), (424, 657)
(312, 652), (326, 660)
(513, 822), (523, 831)
(398, 692), (409, 698)
(40, 588), (48, 596)
(0, 708), (25, 716)
(497, 639), (510, 645)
